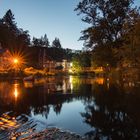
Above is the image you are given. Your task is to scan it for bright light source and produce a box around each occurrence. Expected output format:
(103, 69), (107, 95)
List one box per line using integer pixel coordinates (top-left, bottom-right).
(70, 62), (73, 67)
(13, 59), (18, 64)
(69, 69), (73, 73)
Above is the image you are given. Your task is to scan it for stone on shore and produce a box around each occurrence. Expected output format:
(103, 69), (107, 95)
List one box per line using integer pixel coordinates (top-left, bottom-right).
(21, 128), (89, 140)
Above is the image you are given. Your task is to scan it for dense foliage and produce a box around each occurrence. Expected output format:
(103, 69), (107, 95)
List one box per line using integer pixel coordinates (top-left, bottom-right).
(0, 9), (77, 69)
(76, 0), (140, 68)
(0, 9), (30, 54)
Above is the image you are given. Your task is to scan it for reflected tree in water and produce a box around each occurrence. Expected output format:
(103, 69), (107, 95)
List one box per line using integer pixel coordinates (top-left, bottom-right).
(81, 84), (140, 139)
(1, 77), (140, 139)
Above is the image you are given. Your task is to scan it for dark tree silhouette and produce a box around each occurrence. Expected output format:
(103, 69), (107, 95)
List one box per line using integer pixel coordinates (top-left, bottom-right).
(2, 9), (18, 34)
(75, 0), (140, 67)
(0, 9), (30, 56)
(52, 38), (62, 48)
(42, 34), (50, 47)
(75, 0), (134, 48)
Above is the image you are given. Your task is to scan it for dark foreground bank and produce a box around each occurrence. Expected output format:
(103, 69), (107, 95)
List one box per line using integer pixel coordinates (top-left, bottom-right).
(20, 128), (91, 140)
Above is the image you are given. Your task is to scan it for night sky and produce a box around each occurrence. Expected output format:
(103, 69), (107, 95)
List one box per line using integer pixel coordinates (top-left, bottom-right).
(0, 0), (139, 50)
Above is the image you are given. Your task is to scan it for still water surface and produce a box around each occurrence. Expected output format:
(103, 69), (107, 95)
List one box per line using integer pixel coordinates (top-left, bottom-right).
(0, 76), (140, 139)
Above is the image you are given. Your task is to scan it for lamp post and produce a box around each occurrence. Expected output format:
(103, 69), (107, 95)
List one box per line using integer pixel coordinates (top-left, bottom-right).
(13, 58), (19, 77)
(13, 58), (18, 64)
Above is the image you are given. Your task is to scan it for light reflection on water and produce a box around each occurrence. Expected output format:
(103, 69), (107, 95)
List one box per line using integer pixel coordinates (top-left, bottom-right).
(13, 83), (20, 100)
(0, 76), (140, 139)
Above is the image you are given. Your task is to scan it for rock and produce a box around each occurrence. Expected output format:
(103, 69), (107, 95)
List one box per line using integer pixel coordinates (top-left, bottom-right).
(21, 128), (89, 140)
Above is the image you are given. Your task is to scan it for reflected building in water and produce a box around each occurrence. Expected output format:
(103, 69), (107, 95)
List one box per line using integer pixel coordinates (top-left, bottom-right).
(1, 76), (140, 139)
(24, 77), (73, 94)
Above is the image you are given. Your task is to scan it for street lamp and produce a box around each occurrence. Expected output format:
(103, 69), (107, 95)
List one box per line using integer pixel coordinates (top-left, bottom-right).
(11, 53), (24, 77)
(13, 58), (20, 77)
(13, 58), (18, 64)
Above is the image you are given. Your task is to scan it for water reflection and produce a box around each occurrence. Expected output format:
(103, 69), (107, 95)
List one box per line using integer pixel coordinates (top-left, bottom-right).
(95, 77), (104, 85)
(69, 76), (73, 91)
(0, 76), (140, 139)
(81, 84), (140, 139)
(0, 114), (17, 129)
(13, 83), (20, 100)
(0, 81), (21, 105)
(24, 81), (34, 88)
(23, 77), (105, 93)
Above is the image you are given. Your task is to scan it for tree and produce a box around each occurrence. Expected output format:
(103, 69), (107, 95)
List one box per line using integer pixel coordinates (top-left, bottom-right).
(75, 0), (138, 67)
(80, 51), (91, 67)
(32, 34), (49, 48)
(115, 14), (140, 68)
(0, 9), (31, 69)
(2, 9), (18, 34)
(91, 45), (116, 67)
(0, 10), (17, 49)
(52, 38), (62, 48)
(42, 34), (50, 47)
(72, 51), (91, 72)
(72, 55), (82, 72)
(0, 9), (30, 52)
(32, 37), (41, 47)
(64, 48), (74, 61)
(16, 29), (30, 53)
(75, 0), (134, 48)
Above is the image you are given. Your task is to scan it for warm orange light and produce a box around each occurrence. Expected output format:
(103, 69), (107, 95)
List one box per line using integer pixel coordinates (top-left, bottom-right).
(14, 87), (18, 98)
(13, 84), (19, 100)
(95, 78), (104, 85)
(13, 58), (18, 64)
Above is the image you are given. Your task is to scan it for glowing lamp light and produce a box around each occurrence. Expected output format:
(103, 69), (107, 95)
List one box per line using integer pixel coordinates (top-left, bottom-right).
(70, 62), (73, 67)
(13, 58), (18, 64)
(69, 69), (73, 73)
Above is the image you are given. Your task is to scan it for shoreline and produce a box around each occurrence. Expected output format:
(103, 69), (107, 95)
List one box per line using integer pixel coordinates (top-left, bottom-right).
(21, 128), (90, 140)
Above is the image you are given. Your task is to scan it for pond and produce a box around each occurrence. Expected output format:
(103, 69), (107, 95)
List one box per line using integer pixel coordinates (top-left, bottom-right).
(0, 76), (140, 139)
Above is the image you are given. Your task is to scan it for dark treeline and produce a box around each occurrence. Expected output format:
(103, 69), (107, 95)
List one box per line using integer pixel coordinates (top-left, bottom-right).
(28, 35), (74, 68)
(1, 0), (140, 77)
(0, 9), (30, 55)
(75, 0), (140, 77)
(0, 9), (75, 69)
